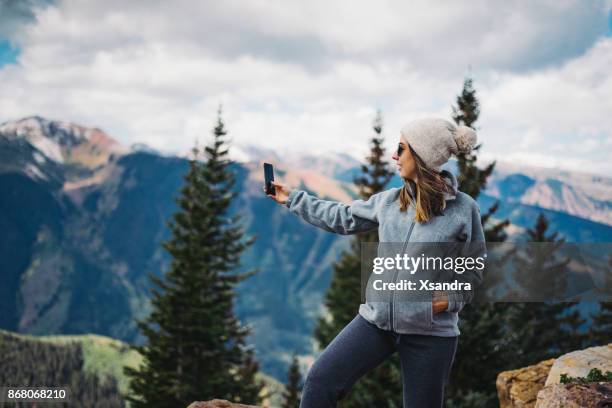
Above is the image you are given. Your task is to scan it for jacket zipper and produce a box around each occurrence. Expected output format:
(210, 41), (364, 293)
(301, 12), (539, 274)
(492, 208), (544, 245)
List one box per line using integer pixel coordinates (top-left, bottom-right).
(390, 220), (415, 332)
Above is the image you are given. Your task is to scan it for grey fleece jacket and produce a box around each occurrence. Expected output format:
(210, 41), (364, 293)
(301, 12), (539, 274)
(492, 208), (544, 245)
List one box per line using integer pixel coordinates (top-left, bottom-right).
(284, 170), (486, 336)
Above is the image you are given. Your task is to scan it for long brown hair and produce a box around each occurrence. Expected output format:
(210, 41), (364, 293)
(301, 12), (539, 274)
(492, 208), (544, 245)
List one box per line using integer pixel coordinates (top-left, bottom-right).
(399, 145), (454, 223)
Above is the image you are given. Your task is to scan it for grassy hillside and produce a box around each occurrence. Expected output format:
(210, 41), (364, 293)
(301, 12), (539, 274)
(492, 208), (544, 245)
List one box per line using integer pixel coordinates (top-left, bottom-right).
(0, 329), (286, 407)
(0, 329), (140, 397)
(33, 332), (142, 395)
(0, 329), (126, 406)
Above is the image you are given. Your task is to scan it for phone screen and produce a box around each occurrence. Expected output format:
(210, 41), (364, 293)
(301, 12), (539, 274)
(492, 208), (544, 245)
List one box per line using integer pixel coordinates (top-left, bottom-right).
(263, 163), (276, 195)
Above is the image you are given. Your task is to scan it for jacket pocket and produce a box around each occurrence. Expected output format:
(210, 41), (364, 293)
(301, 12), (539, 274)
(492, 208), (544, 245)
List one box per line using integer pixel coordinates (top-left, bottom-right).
(432, 307), (456, 331)
(394, 300), (432, 332)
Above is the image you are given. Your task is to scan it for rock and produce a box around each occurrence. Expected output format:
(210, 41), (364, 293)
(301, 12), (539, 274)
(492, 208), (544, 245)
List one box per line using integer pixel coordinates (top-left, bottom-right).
(535, 382), (612, 407)
(497, 358), (555, 408)
(545, 343), (612, 386)
(187, 399), (260, 408)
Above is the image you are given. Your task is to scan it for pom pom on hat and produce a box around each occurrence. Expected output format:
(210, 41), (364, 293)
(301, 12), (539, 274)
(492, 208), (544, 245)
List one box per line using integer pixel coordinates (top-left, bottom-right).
(453, 125), (477, 154)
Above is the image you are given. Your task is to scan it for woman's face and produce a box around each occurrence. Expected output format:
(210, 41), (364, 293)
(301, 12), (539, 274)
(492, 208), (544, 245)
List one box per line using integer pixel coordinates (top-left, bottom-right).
(392, 138), (417, 180)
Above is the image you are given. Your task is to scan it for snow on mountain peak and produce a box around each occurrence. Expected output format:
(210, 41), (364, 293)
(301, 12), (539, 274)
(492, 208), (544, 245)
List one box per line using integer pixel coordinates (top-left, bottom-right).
(0, 116), (128, 165)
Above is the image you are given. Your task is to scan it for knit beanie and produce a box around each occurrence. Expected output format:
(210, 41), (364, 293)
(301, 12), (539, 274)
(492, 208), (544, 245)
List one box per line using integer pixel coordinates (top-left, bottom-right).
(400, 118), (478, 171)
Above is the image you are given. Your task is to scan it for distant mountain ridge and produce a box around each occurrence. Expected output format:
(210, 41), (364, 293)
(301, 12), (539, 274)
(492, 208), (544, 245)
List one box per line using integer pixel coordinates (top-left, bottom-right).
(486, 161), (612, 226)
(1, 116), (610, 382)
(0, 116), (127, 169)
(3, 115), (611, 227)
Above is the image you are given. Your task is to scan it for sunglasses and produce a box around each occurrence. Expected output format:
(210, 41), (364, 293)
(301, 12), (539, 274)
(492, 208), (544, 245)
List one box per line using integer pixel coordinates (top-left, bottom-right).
(396, 143), (406, 157)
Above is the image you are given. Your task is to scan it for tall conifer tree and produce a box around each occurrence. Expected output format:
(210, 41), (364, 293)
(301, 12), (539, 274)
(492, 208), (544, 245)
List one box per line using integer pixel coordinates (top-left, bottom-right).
(124, 107), (264, 407)
(506, 213), (586, 369)
(313, 110), (399, 407)
(445, 77), (513, 408)
(314, 110), (393, 343)
(589, 255), (612, 345)
(451, 77), (510, 242)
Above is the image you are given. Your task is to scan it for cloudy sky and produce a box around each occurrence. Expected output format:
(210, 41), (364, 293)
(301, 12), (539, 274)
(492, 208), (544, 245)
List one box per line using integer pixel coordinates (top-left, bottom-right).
(1, 0), (611, 175)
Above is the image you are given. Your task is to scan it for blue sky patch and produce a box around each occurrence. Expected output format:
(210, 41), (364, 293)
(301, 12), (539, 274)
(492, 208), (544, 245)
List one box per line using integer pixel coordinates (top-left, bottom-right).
(0, 40), (20, 68)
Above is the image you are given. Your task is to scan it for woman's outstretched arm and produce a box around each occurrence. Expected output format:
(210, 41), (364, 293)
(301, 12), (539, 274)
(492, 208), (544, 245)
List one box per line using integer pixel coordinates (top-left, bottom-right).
(265, 180), (383, 235)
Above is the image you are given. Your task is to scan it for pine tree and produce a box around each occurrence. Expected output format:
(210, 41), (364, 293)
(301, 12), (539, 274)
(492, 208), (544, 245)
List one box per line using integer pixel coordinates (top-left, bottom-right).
(313, 237), (363, 344)
(513, 213), (569, 299)
(123, 106), (265, 407)
(445, 77), (514, 408)
(506, 213), (586, 367)
(451, 77), (510, 242)
(589, 254), (612, 345)
(282, 353), (303, 408)
(312, 109), (400, 407)
(314, 109), (393, 342)
(353, 110), (394, 201)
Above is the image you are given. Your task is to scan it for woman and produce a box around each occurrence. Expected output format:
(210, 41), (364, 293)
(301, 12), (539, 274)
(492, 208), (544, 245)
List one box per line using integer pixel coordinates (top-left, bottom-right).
(264, 117), (486, 407)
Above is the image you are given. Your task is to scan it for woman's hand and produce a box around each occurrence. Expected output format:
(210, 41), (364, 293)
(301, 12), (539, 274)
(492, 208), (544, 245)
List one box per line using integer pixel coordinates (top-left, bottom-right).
(432, 290), (449, 314)
(263, 180), (290, 205)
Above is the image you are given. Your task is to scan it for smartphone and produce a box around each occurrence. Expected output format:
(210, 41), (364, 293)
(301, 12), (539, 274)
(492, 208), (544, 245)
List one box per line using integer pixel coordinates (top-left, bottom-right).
(263, 162), (276, 195)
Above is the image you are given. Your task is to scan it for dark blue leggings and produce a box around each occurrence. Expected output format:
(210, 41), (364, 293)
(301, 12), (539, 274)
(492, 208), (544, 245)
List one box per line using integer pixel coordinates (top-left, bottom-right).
(300, 313), (459, 408)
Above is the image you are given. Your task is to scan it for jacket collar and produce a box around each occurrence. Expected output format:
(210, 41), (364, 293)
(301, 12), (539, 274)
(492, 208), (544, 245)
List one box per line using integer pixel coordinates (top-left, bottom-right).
(403, 169), (458, 201)
(441, 169), (459, 201)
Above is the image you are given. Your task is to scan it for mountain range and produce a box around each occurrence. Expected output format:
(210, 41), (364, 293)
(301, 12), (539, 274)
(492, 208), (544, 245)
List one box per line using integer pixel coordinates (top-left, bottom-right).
(1, 116), (610, 380)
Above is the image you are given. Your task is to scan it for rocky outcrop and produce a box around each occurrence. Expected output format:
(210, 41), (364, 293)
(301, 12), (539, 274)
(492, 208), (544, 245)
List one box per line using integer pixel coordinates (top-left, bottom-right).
(496, 358), (555, 407)
(497, 343), (612, 408)
(187, 400), (260, 408)
(545, 344), (612, 386)
(536, 344), (612, 407)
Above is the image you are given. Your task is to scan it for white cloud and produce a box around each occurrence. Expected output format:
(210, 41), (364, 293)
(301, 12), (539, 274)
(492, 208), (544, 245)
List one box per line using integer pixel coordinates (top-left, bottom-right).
(476, 36), (612, 175)
(0, 0), (611, 176)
